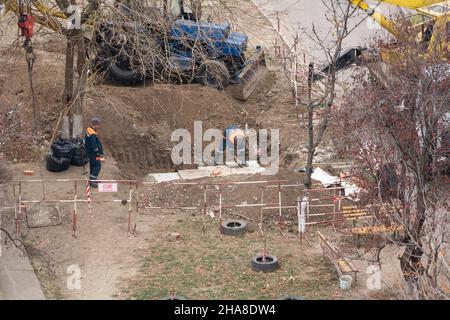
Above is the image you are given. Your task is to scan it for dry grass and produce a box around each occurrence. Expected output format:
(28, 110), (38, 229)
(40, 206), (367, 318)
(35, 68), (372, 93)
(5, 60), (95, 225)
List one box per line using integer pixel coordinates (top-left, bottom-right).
(119, 214), (360, 300)
(0, 163), (12, 184)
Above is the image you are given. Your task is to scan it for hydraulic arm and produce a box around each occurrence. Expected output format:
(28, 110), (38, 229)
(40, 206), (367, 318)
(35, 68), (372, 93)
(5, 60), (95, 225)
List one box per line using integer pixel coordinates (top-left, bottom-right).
(350, 0), (400, 36)
(368, 0), (443, 9)
(349, 0), (446, 36)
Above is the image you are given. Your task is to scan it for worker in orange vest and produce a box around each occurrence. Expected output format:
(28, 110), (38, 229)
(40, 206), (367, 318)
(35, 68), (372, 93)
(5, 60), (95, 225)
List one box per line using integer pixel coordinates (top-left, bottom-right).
(85, 117), (104, 188)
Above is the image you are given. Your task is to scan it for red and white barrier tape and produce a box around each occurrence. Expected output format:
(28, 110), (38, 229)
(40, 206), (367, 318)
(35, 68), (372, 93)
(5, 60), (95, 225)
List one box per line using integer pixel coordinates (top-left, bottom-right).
(86, 178), (92, 217)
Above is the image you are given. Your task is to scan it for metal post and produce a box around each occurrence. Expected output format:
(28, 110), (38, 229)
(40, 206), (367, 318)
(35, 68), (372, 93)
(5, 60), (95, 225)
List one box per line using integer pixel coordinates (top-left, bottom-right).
(72, 194), (77, 238)
(306, 194), (310, 219)
(127, 190), (133, 237)
(278, 184), (282, 230)
(297, 196), (302, 244)
(219, 186), (222, 223)
(86, 177), (92, 218)
(136, 183), (139, 214)
(260, 188), (264, 227)
(203, 184), (207, 216)
(333, 187), (336, 228)
(16, 195), (21, 236)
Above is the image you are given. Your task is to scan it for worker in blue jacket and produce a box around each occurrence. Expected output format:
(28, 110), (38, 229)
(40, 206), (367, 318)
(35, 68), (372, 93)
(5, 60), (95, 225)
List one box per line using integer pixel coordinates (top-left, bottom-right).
(214, 125), (246, 166)
(85, 117), (104, 188)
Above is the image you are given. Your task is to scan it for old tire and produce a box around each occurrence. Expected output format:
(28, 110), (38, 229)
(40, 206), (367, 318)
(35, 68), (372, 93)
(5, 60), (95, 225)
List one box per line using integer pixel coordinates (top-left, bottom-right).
(251, 254), (279, 273)
(108, 62), (143, 85)
(198, 60), (230, 90)
(162, 295), (187, 300)
(220, 219), (247, 236)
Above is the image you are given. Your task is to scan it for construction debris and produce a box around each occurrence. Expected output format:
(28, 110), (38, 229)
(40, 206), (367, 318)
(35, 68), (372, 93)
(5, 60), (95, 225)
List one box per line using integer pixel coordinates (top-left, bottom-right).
(147, 163), (266, 183)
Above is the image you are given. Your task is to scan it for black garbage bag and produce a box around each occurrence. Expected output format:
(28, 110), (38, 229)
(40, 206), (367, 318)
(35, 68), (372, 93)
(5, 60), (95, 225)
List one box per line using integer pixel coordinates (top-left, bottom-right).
(51, 138), (75, 159)
(71, 139), (88, 166)
(46, 154), (71, 172)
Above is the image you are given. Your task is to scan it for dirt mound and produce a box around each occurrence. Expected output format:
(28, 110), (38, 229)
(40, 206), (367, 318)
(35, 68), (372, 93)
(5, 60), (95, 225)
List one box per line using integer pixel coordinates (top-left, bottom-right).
(0, 5), (281, 178)
(0, 49), (262, 177)
(0, 58), (64, 163)
(86, 84), (259, 177)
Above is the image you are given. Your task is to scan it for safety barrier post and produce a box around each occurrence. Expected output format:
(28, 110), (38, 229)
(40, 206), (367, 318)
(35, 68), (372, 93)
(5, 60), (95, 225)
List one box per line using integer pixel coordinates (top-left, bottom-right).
(260, 188), (264, 227)
(219, 186), (222, 223)
(72, 194), (77, 238)
(136, 183), (139, 214)
(278, 184), (282, 231)
(86, 178), (92, 217)
(16, 195), (21, 236)
(203, 184), (207, 216)
(332, 188), (336, 228)
(127, 190), (134, 237)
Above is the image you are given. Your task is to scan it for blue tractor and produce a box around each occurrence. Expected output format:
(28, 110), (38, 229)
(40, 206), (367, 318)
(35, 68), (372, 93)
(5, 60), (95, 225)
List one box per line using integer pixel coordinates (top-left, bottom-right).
(95, 1), (267, 100)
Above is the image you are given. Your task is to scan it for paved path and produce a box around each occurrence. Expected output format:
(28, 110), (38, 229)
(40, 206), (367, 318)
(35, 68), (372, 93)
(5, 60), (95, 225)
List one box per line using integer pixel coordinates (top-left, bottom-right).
(253, 0), (397, 61)
(0, 245), (46, 300)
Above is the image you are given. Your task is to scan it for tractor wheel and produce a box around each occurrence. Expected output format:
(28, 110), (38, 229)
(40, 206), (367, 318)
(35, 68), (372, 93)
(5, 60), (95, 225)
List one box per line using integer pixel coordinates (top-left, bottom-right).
(220, 219), (248, 236)
(108, 60), (143, 85)
(199, 60), (230, 90)
(251, 254), (279, 273)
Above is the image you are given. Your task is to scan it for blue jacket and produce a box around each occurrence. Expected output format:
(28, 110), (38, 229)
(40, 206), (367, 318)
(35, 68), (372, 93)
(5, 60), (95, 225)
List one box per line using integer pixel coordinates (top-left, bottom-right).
(85, 127), (104, 158)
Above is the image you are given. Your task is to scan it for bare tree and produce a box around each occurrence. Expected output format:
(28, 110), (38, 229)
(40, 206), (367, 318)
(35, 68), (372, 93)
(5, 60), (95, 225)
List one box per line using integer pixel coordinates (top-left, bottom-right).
(53, 0), (100, 139)
(333, 18), (450, 298)
(292, 0), (362, 189)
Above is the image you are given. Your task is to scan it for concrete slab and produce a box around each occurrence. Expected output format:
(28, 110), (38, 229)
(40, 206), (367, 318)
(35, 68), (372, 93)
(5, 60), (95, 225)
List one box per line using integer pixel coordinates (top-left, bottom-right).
(178, 166), (225, 180)
(178, 163), (265, 180)
(27, 204), (61, 228)
(145, 172), (181, 183)
(0, 246), (45, 300)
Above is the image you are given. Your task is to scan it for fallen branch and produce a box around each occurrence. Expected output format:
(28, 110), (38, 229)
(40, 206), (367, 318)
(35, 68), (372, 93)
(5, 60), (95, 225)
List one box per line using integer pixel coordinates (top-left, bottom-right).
(0, 227), (26, 254)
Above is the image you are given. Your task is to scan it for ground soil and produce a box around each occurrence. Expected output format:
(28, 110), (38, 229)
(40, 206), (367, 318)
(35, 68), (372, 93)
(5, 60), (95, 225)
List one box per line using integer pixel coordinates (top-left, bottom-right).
(0, 161), (402, 300)
(0, 2), (403, 300)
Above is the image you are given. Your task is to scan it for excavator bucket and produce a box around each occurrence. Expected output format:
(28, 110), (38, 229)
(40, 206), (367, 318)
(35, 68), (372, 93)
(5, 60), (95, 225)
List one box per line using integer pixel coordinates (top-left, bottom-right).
(229, 48), (268, 101)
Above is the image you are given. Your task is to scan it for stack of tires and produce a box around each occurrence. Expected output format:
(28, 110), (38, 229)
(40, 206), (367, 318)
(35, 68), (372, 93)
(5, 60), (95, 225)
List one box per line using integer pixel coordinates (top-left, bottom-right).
(46, 138), (88, 172)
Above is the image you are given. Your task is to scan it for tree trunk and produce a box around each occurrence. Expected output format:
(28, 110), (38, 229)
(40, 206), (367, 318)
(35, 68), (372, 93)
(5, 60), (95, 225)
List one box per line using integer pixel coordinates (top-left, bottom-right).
(61, 38), (75, 139)
(304, 106), (314, 189)
(400, 185), (426, 298)
(72, 37), (89, 138)
(303, 63), (315, 189)
(61, 33), (89, 139)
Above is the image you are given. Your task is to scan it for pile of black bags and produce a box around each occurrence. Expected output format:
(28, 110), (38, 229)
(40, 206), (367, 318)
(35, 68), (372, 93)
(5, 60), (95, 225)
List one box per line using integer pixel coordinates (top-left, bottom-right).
(46, 138), (88, 172)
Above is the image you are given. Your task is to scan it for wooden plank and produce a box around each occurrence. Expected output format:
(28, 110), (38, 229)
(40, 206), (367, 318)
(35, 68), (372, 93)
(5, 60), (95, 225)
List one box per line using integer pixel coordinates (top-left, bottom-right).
(337, 259), (350, 272)
(317, 232), (359, 277)
(345, 212), (370, 218)
(345, 224), (404, 235)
